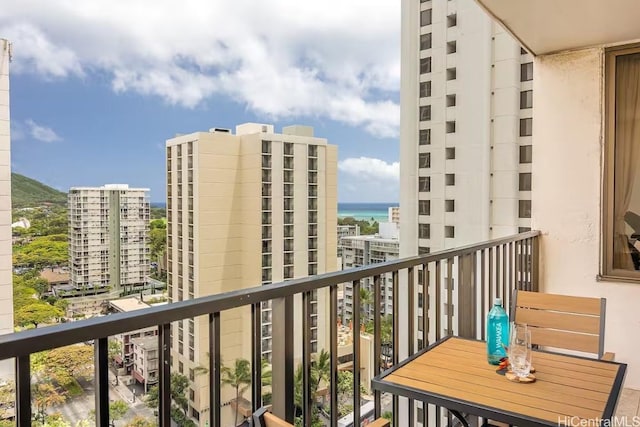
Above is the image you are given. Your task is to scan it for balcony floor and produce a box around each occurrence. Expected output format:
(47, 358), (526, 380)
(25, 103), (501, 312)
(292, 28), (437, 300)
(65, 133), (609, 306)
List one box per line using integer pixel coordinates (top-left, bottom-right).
(616, 388), (640, 418)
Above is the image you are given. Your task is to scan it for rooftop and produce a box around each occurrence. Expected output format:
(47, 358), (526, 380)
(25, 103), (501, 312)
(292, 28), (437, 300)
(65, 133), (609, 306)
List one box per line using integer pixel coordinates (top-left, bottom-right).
(109, 297), (151, 313)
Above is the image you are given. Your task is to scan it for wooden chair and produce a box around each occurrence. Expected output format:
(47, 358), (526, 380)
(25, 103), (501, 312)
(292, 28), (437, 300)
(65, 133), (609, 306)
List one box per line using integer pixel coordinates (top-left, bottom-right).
(483, 290), (615, 427)
(252, 408), (294, 427)
(252, 407), (390, 427)
(511, 289), (614, 360)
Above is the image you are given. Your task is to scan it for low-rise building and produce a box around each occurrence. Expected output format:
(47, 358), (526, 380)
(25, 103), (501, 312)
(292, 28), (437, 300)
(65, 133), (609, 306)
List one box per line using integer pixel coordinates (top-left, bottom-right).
(108, 298), (158, 383)
(130, 336), (159, 392)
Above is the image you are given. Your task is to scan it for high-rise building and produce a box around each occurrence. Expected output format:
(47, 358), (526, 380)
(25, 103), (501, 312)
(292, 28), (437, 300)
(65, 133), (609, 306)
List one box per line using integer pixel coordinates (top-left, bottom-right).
(68, 184), (150, 294)
(400, 0), (533, 258)
(340, 231), (399, 323)
(0, 39), (13, 379)
(166, 123), (337, 425)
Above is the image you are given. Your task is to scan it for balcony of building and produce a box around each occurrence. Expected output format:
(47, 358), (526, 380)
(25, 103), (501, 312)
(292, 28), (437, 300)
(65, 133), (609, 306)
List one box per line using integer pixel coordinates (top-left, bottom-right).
(0, 232), (540, 426)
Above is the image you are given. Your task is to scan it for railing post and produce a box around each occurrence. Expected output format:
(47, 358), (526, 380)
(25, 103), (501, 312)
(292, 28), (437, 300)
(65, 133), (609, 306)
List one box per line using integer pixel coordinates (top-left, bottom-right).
(532, 236), (540, 291)
(330, 285), (339, 427)
(15, 355), (30, 427)
(158, 323), (171, 427)
(302, 291), (312, 427)
(251, 303), (262, 415)
(457, 254), (475, 338)
(209, 313), (221, 427)
(94, 338), (110, 427)
(271, 296), (294, 422)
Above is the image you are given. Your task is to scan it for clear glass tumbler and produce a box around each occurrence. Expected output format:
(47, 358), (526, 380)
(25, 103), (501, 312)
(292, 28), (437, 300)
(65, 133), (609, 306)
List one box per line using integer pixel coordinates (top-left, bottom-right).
(509, 323), (532, 378)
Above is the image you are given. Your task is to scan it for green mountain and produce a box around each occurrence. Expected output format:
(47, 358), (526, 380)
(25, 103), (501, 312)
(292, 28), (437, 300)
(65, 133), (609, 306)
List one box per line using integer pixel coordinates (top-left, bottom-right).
(11, 173), (67, 208)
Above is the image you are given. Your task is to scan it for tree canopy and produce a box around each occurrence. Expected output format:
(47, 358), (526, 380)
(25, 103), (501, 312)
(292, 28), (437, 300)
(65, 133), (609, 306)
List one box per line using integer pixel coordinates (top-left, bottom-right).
(337, 217), (379, 235)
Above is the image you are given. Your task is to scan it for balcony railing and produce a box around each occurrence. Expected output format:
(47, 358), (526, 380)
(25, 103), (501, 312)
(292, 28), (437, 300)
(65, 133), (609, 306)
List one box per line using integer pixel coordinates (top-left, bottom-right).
(0, 231), (539, 427)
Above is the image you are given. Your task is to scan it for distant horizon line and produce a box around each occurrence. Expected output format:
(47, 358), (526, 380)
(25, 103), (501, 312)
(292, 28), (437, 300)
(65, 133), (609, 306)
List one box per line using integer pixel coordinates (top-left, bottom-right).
(149, 201), (400, 206)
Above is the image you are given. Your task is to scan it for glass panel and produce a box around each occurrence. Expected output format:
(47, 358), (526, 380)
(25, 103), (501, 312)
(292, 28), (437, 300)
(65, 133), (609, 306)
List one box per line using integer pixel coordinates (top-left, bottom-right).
(613, 53), (640, 271)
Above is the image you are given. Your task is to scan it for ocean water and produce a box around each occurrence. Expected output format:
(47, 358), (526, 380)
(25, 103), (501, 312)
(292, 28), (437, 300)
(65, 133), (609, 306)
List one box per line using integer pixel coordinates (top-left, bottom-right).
(338, 202), (398, 222)
(152, 202), (398, 222)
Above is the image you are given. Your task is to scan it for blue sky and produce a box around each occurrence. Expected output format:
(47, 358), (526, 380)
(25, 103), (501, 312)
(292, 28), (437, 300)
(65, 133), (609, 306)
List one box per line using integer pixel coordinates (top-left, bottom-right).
(3, 0), (400, 203)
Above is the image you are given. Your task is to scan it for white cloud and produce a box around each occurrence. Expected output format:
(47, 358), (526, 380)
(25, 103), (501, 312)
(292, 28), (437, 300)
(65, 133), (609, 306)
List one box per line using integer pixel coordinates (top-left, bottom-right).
(339, 157), (400, 181)
(0, 0), (400, 137)
(25, 119), (62, 143)
(338, 157), (399, 201)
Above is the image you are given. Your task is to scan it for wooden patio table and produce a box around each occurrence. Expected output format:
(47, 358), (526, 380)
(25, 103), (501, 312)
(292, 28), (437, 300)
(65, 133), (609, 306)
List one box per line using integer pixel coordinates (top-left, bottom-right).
(371, 336), (627, 427)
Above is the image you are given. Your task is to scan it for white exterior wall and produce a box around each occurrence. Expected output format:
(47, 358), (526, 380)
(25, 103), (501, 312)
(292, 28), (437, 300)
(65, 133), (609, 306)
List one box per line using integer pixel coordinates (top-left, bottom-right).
(533, 47), (640, 388)
(0, 40), (12, 379)
(401, 0), (533, 260)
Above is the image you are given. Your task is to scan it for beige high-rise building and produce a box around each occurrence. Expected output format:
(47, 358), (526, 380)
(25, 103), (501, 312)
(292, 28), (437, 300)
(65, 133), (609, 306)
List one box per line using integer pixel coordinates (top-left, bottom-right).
(166, 123), (337, 425)
(0, 40), (13, 379)
(68, 184), (150, 294)
(400, 0), (534, 259)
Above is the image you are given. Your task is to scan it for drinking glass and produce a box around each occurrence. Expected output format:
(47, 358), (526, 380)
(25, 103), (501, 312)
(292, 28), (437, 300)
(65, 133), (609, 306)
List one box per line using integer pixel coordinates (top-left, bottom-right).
(509, 323), (532, 378)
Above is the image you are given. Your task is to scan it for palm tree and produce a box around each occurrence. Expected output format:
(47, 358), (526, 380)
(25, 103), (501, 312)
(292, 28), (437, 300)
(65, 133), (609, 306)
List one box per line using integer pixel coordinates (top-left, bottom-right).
(359, 286), (373, 325)
(312, 349), (330, 407)
(222, 359), (252, 426)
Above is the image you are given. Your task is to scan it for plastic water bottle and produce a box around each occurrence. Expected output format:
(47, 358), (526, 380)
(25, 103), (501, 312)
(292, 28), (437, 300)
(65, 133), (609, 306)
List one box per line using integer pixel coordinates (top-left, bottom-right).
(487, 297), (509, 365)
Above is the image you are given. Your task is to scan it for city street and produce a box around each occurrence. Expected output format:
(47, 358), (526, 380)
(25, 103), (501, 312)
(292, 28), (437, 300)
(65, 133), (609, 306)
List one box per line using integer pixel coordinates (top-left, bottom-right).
(50, 377), (155, 426)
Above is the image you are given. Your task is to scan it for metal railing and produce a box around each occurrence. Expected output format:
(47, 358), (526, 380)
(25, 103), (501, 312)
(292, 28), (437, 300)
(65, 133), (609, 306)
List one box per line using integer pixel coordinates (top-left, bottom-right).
(0, 231), (539, 427)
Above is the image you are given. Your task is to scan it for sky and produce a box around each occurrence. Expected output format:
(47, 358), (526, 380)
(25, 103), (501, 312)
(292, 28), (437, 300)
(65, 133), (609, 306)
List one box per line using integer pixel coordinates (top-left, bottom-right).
(1, 0), (400, 203)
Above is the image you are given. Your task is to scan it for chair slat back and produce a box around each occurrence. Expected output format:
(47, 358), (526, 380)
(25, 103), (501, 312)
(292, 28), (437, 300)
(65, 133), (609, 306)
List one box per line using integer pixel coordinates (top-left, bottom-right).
(263, 412), (295, 427)
(512, 290), (606, 357)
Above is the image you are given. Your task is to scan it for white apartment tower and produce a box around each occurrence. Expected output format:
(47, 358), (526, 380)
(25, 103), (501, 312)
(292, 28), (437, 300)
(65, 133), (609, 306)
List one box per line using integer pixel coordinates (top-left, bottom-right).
(340, 234), (399, 322)
(68, 185), (150, 293)
(400, 0), (533, 258)
(0, 40), (13, 379)
(166, 123), (337, 425)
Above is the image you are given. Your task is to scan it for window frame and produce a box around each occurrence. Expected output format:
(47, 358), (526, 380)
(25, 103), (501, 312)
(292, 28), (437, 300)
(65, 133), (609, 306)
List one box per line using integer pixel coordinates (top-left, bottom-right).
(602, 44), (640, 281)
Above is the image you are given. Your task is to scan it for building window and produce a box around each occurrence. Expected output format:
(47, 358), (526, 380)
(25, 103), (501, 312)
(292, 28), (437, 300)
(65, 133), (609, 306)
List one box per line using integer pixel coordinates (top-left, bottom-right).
(419, 153), (431, 169)
(420, 33), (432, 50)
(446, 68), (457, 81)
(521, 62), (533, 81)
(520, 118), (533, 136)
(418, 200), (431, 215)
(604, 49), (640, 277)
(419, 129), (431, 145)
(420, 81), (431, 98)
(519, 200), (532, 218)
(284, 266), (294, 280)
(519, 173), (532, 191)
(445, 226), (455, 238)
(445, 147), (455, 160)
(445, 174), (455, 186)
(421, 9), (432, 26)
(519, 145), (532, 163)
(418, 246), (430, 255)
(445, 199), (455, 212)
(419, 105), (431, 121)
(447, 41), (457, 54)
(446, 121), (456, 133)
(309, 264), (317, 275)
(519, 227), (531, 233)
(446, 94), (456, 107)
(262, 140), (271, 154)
(420, 57), (432, 74)
(419, 177), (431, 192)
(520, 90), (533, 109)
(419, 224), (430, 239)
(447, 13), (457, 27)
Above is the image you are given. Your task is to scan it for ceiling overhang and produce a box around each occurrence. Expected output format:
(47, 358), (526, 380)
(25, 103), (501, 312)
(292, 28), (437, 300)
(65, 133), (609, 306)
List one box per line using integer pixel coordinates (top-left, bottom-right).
(474, 0), (640, 56)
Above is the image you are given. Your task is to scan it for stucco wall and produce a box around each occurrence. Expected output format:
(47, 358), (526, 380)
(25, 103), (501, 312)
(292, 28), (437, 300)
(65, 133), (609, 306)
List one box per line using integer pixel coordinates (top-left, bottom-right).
(533, 47), (640, 388)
